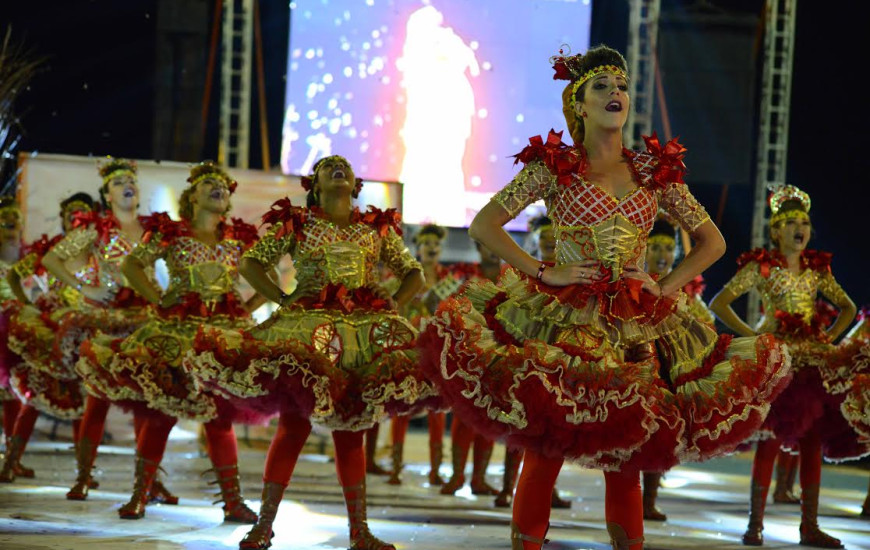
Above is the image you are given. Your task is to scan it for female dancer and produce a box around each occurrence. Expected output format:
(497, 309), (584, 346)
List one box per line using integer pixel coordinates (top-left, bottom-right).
(186, 154), (426, 549)
(419, 45), (791, 550)
(0, 196), (32, 479)
(41, 158), (156, 500)
(838, 308), (870, 516)
(0, 193), (94, 481)
(387, 223), (458, 485)
(710, 184), (864, 548)
(77, 161), (261, 520)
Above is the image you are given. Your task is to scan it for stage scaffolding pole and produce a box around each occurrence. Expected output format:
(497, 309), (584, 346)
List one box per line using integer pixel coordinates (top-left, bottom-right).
(748, 0), (797, 326)
(625, 0), (661, 151)
(218, 0), (254, 169)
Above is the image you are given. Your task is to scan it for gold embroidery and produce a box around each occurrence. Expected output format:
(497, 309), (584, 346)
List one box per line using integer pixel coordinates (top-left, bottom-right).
(658, 183), (711, 232)
(491, 161), (557, 218)
(51, 227), (97, 261)
(242, 225), (293, 269)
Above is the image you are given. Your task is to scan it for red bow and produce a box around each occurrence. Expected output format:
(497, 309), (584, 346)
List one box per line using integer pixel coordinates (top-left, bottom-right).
(261, 197), (309, 241)
(682, 275), (706, 299)
(71, 211), (122, 243)
(223, 218), (258, 246)
(296, 284), (390, 315)
(513, 130), (586, 188)
(141, 212), (191, 247)
(643, 132), (687, 188)
(357, 206), (403, 237)
(774, 309), (829, 342)
(158, 292), (247, 320)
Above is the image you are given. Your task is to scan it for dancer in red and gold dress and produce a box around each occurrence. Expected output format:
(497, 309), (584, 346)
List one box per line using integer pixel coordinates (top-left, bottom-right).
(76, 162), (261, 521)
(710, 184), (866, 548)
(40, 158), (156, 501)
(419, 45), (791, 550)
(837, 308), (870, 516)
(0, 194), (94, 481)
(0, 196), (33, 480)
(186, 155), (427, 550)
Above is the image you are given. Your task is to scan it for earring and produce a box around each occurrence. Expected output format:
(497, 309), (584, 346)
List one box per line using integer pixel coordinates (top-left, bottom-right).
(581, 112), (588, 118)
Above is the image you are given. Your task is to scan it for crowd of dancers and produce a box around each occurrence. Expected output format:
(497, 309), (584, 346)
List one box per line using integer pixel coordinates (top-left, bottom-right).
(2, 44), (870, 550)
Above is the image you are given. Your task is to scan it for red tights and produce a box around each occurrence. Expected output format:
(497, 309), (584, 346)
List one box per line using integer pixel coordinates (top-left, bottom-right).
(9, 404), (39, 455)
(78, 395), (110, 445)
(391, 411), (446, 446)
(603, 470), (644, 550)
(3, 399), (21, 437)
(450, 417), (493, 476)
(752, 434), (821, 493)
(513, 451), (643, 550)
(261, 412), (366, 491)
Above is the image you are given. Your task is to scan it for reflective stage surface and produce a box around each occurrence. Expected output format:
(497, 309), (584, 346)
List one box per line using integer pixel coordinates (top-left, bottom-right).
(1, 413), (868, 550)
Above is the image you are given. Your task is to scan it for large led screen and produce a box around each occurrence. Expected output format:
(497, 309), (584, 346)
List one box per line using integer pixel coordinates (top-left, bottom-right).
(281, 0), (592, 228)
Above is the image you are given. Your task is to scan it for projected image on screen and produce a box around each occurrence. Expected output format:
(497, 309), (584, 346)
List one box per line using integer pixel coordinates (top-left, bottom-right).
(282, 0), (591, 228)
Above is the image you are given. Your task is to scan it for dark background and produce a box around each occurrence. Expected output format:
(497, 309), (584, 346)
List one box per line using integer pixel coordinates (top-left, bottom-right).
(3, 0), (868, 309)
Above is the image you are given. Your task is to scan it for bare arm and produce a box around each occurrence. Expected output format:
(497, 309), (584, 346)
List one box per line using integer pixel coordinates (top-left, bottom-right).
(827, 299), (857, 342)
(121, 256), (162, 305)
(469, 202), (594, 286)
(239, 257), (285, 305)
(658, 220), (725, 296)
(709, 287), (757, 337)
(43, 250), (82, 290)
(392, 268), (424, 310)
(7, 268), (30, 304)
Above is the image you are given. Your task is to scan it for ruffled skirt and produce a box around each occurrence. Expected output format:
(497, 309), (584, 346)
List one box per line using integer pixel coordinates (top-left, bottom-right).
(76, 313), (261, 423)
(418, 270), (792, 471)
(186, 301), (438, 431)
(10, 366), (85, 419)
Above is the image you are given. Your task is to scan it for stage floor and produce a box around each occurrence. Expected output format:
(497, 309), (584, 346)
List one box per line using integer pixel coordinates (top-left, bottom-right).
(1, 416), (869, 550)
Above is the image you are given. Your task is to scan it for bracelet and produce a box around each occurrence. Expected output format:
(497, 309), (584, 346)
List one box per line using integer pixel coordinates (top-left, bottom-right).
(536, 263), (547, 282)
(278, 292), (289, 305)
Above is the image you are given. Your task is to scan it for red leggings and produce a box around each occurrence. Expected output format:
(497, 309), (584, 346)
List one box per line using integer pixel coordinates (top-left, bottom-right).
(513, 451), (643, 550)
(3, 399), (22, 437)
(752, 433), (821, 491)
(78, 395), (110, 445)
(262, 412), (366, 490)
(9, 404), (39, 454)
(135, 414), (241, 469)
(391, 411), (446, 446)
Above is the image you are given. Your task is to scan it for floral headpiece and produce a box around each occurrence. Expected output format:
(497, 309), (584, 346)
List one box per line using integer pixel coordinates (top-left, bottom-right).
(551, 45), (628, 110)
(301, 155), (363, 196)
(187, 161), (238, 194)
(768, 184), (811, 226)
(98, 157), (137, 185)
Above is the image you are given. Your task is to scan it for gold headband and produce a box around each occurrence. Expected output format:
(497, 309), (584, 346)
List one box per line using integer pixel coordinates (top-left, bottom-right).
(770, 209), (810, 227)
(570, 65), (628, 109)
(63, 201), (92, 214)
(0, 205), (21, 218)
(648, 234), (676, 247)
(102, 169), (136, 185)
(189, 172), (232, 188)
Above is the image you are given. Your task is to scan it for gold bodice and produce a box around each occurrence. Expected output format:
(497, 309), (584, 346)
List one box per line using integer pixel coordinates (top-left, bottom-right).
(244, 213), (420, 295)
(0, 260), (14, 302)
(132, 234), (247, 305)
(51, 224), (139, 292)
(723, 260), (850, 335)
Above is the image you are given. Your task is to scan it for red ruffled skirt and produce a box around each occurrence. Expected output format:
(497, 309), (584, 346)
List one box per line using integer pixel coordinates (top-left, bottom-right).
(186, 285), (439, 432)
(419, 270), (792, 471)
(76, 295), (267, 424)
